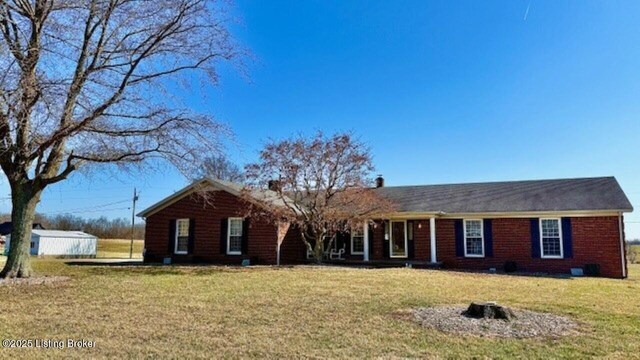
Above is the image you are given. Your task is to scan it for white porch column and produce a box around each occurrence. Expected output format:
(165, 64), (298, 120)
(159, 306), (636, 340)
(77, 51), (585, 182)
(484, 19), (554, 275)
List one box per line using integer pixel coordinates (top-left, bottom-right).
(363, 221), (370, 262)
(430, 217), (437, 263)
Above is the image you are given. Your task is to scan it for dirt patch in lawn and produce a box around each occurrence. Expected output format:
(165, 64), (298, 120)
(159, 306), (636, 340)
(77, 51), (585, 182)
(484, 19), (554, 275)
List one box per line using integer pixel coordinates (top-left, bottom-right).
(0, 276), (70, 287)
(412, 306), (579, 338)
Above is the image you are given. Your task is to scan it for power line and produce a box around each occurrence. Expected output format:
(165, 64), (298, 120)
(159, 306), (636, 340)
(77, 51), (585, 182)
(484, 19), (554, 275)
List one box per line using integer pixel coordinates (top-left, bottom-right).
(45, 195), (138, 200)
(42, 185), (179, 193)
(61, 199), (129, 211)
(41, 207), (131, 216)
(37, 199), (130, 215)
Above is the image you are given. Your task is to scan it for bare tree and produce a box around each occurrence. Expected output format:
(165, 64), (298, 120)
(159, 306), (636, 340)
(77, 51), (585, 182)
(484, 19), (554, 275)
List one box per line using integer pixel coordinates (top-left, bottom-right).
(243, 132), (396, 264)
(196, 155), (244, 182)
(0, 0), (241, 278)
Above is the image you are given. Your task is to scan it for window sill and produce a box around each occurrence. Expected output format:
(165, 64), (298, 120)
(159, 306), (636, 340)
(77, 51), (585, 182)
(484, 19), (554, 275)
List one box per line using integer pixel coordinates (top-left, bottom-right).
(464, 254), (485, 258)
(226, 252), (242, 256)
(351, 252), (365, 255)
(174, 252), (188, 255)
(541, 255), (563, 259)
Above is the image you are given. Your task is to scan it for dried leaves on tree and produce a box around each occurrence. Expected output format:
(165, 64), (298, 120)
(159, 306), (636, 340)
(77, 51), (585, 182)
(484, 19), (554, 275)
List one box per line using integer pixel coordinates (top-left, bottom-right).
(243, 132), (396, 262)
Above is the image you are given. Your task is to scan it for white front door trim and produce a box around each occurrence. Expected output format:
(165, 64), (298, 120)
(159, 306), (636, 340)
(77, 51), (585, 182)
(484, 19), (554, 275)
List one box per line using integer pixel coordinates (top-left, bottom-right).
(389, 220), (408, 258)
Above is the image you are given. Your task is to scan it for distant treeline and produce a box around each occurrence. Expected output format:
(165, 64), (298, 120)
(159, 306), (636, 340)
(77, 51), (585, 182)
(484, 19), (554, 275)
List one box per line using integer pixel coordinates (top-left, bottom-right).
(0, 213), (144, 240)
(628, 239), (640, 245)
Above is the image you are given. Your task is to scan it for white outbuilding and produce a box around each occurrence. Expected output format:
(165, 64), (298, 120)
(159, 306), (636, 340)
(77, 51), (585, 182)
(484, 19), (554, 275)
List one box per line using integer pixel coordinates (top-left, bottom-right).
(5, 230), (98, 257)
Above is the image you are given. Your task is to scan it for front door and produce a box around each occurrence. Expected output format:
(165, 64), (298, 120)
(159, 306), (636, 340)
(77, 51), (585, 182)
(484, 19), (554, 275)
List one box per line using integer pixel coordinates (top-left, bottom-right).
(390, 221), (407, 258)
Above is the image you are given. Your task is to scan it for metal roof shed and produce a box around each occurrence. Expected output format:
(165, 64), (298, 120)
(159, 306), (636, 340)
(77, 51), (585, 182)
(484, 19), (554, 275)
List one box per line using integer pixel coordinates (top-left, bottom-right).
(5, 230), (98, 257)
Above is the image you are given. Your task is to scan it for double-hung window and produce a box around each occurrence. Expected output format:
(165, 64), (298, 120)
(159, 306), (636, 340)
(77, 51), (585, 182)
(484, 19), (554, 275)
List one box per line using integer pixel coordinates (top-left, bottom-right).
(175, 219), (190, 254)
(351, 225), (365, 255)
(540, 218), (563, 258)
(227, 218), (243, 255)
(463, 219), (484, 257)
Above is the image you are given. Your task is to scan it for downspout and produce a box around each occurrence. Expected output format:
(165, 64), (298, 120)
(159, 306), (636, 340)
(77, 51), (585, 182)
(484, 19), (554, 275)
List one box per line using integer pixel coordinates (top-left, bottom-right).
(619, 212), (627, 279)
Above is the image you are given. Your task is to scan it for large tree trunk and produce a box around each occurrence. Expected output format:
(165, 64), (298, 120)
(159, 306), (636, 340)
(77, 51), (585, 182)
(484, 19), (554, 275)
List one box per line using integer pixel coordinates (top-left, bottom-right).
(1, 183), (42, 279)
(300, 228), (325, 264)
(311, 230), (329, 264)
(313, 239), (324, 264)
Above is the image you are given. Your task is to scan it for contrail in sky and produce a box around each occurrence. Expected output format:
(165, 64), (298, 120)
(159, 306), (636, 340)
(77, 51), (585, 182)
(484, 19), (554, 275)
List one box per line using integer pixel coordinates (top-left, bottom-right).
(524, 1), (531, 21)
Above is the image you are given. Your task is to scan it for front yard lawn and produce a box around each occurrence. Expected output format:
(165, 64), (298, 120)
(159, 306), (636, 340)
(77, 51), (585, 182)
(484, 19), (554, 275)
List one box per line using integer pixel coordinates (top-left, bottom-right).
(0, 260), (638, 359)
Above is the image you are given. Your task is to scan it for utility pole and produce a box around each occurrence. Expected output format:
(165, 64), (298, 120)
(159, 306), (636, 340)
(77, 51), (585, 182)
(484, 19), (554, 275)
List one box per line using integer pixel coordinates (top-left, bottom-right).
(129, 187), (139, 259)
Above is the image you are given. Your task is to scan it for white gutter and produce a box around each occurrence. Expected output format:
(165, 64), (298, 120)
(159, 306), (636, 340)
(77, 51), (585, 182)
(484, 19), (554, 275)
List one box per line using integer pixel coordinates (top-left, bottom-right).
(619, 212), (627, 278)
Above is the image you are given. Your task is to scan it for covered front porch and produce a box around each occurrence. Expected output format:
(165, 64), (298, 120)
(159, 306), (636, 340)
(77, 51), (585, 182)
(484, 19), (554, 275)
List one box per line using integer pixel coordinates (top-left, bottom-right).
(307, 216), (441, 265)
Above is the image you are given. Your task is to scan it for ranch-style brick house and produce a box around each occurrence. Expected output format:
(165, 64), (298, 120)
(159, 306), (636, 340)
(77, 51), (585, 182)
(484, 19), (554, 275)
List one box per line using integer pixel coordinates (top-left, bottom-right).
(138, 176), (633, 278)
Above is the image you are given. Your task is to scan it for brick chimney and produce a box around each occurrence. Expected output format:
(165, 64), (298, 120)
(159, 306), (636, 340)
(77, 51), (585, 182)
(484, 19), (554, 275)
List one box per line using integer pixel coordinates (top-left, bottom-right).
(375, 175), (384, 188)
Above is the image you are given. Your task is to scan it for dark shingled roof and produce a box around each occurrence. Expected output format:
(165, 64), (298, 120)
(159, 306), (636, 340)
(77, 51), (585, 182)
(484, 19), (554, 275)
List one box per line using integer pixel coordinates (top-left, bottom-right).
(373, 177), (633, 214)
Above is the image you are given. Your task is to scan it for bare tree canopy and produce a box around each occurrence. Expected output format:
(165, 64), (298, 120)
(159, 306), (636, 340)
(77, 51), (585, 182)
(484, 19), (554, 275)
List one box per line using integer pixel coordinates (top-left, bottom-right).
(0, 212), (145, 239)
(244, 132), (396, 263)
(196, 155), (244, 183)
(0, 0), (241, 278)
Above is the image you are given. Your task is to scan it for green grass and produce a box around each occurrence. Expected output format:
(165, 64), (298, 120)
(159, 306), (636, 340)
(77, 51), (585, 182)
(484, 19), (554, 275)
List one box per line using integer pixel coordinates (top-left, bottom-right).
(0, 260), (638, 359)
(96, 239), (143, 259)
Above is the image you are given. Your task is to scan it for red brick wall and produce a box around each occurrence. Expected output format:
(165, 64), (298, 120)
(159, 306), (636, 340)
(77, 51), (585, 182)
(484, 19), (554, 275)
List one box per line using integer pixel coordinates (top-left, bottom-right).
(572, 217), (624, 278)
(143, 190), (304, 265)
(144, 190), (625, 278)
(371, 221), (387, 260)
(434, 216), (624, 278)
(370, 221), (383, 260)
(413, 220), (431, 260)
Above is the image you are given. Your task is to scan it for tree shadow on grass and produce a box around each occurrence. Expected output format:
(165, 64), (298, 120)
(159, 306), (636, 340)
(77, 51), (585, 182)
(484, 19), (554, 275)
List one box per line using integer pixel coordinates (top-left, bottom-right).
(65, 261), (292, 277)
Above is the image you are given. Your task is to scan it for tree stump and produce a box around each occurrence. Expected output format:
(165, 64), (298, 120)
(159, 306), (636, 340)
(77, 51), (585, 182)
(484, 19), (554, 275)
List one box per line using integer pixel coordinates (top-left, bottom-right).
(463, 302), (516, 321)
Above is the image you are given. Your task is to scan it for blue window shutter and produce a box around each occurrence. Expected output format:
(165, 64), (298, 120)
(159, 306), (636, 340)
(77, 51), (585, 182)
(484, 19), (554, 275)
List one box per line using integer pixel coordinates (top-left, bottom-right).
(483, 219), (493, 257)
(168, 219), (176, 254)
(530, 218), (540, 258)
(220, 218), (228, 254)
(454, 219), (464, 257)
(188, 218), (195, 254)
(561, 217), (573, 258)
(241, 219), (249, 255)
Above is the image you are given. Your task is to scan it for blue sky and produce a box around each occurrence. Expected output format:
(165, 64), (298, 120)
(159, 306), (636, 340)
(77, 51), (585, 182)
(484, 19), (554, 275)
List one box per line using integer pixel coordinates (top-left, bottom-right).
(2, 0), (639, 237)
